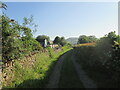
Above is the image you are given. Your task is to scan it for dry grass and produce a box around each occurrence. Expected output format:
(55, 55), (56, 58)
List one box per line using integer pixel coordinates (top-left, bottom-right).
(74, 43), (96, 47)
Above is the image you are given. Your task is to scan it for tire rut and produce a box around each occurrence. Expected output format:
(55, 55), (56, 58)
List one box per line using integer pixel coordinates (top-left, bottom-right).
(71, 55), (97, 88)
(45, 52), (68, 88)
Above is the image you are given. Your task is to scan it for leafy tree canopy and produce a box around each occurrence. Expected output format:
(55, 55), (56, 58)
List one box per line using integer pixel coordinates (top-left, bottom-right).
(2, 14), (42, 62)
(77, 35), (97, 44)
(53, 36), (67, 46)
(36, 35), (50, 43)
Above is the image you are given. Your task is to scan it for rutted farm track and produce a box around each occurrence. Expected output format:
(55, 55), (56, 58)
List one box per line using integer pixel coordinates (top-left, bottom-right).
(46, 52), (69, 88)
(46, 49), (97, 88)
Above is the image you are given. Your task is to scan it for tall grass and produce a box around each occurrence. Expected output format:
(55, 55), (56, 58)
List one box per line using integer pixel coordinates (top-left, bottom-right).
(3, 46), (71, 88)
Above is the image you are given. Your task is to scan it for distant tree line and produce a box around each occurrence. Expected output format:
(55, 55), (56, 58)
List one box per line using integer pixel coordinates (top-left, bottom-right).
(77, 35), (98, 44)
(36, 35), (68, 47)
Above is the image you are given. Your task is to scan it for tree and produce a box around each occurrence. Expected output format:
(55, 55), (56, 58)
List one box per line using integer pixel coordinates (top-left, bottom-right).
(2, 15), (42, 62)
(77, 35), (89, 44)
(60, 37), (67, 46)
(53, 36), (61, 44)
(77, 35), (97, 44)
(107, 31), (118, 44)
(53, 36), (67, 46)
(36, 35), (50, 47)
(88, 35), (97, 42)
(36, 35), (50, 43)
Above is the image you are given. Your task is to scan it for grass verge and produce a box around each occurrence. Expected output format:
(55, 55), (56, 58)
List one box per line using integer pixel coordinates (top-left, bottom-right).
(2, 46), (71, 88)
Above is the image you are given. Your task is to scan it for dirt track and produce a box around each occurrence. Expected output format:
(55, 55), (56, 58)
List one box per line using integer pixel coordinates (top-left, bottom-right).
(71, 55), (97, 88)
(46, 52), (68, 88)
(46, 50), (97, 88)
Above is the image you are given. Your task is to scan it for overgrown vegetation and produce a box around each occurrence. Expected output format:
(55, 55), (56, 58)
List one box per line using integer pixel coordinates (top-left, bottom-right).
(1, 3), (72, 88)
(77, 35), (98, 44)
(73, 31), (120, 88)
(2, 15), (43, 62)
(3, 46), (71, 88)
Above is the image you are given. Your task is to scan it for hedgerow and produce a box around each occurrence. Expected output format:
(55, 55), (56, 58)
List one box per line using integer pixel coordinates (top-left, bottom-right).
(73, 31), (120, 87)
(2, 15), (43, 62)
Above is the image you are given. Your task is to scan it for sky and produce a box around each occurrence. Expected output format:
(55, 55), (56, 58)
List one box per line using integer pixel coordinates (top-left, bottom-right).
(2, 0), (120, 2)
(4, 2), (118, 40)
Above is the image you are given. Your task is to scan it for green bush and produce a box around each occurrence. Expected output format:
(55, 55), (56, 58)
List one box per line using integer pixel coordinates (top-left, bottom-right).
(73, 31), (120, 87)
(2, 15), (42, 62)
